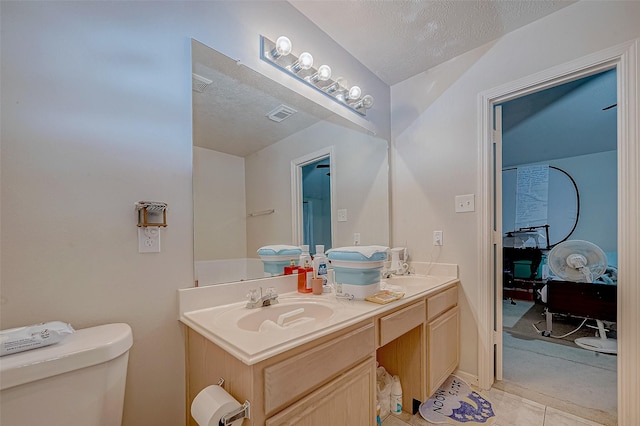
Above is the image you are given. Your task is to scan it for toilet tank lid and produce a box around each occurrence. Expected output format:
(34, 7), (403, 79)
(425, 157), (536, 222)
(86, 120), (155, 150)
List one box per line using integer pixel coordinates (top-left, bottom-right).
(0, 323), (133, 391)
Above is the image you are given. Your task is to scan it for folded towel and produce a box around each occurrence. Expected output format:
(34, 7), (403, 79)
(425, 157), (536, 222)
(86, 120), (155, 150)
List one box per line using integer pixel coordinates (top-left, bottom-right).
(257, 245), (302, 256)
(326, 245), (389, 259)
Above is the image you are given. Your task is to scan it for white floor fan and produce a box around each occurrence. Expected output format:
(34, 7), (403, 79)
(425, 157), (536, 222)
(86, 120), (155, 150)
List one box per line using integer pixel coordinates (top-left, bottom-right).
(547, 240), (617, 354)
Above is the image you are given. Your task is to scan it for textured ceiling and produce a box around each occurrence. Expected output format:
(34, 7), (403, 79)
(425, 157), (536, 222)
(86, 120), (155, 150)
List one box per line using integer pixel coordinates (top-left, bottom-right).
(193, 1), (582, 157)
(192, 40), (367, 157)
(290, 0), (576, 85)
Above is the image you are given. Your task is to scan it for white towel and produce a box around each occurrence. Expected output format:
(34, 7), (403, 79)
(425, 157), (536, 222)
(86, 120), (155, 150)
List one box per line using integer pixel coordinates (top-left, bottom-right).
(326, 245), (389, 258)
(257, 245), (301, 253)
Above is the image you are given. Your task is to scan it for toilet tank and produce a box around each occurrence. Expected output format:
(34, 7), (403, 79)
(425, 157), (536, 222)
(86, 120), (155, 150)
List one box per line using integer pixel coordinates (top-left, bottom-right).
(0, 322), (133, 426)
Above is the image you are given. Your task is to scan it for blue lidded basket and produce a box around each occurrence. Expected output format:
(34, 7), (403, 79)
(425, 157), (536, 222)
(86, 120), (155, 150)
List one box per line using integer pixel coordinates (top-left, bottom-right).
(257, 246), (302, 275)
(327, 247), (388, 298)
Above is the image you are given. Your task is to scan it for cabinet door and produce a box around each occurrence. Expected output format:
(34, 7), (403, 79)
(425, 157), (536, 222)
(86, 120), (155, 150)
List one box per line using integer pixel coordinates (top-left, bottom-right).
(266, 358), (376, 426)
(426, 306), (460, 396)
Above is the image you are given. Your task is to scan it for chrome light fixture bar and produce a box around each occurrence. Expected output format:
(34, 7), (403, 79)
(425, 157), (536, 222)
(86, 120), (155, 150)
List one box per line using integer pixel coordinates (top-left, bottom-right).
(260, 35), (374, 116)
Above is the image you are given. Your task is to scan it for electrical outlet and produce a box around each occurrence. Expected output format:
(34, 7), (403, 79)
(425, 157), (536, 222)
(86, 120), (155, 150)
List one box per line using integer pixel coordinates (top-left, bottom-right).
(337, 209), (348, 222)
(138, 227), (160, 253)
(433, 230), (443, 246)
(354, 233), (361, 245)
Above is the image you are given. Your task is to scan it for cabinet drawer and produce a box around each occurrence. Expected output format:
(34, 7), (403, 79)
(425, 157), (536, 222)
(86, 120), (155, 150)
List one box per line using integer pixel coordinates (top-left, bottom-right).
(266, 358), (375, 426)
(379, 300), (425, 347)
(427, 286), (458, 322)
(264, 322), (375, 415)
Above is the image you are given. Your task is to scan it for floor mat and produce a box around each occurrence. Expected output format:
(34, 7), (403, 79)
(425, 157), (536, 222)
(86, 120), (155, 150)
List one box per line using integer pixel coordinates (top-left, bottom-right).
(419, 375), (496, 425)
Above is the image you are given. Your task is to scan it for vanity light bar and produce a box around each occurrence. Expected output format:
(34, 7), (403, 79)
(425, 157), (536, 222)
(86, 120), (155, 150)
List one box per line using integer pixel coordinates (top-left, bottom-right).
(260, 35), (374, 117)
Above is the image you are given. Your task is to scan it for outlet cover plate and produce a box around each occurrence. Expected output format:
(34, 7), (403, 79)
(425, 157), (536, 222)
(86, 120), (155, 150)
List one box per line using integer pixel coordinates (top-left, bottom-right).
(455, 194), (475, 213)
(138, 227), (160, 253)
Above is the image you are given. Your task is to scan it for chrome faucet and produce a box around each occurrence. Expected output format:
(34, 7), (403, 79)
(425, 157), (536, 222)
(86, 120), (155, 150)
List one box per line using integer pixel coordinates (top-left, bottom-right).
(246, 287), (279, 309)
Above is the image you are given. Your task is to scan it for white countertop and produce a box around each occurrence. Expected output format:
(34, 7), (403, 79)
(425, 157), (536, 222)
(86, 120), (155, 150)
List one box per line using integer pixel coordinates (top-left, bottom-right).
(178, 264), (458, 365)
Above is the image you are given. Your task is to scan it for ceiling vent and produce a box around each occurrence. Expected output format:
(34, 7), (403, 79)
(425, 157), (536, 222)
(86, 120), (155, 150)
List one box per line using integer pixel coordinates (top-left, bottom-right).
(267, 104), (297, 122)
(192, 73), (213, 93)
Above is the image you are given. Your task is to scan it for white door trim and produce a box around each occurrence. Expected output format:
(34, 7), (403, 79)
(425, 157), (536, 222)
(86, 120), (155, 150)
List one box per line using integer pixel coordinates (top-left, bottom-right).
(477, 39), (639, 424)
(290, 146), (336, 246)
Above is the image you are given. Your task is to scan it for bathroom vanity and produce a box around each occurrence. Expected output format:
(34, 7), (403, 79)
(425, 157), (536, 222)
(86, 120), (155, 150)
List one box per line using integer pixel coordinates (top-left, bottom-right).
(179, 273), (459, 426)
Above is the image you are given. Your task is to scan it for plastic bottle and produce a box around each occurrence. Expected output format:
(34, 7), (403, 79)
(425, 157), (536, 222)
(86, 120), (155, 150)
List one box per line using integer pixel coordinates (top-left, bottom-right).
(297, 245), (313, 293)
(298, 245), (311, 267)
(312, 245), (328, 286)
(304, 259), (314, 292)
(390, 375), (402, 414)
(284, 259), (299, 275)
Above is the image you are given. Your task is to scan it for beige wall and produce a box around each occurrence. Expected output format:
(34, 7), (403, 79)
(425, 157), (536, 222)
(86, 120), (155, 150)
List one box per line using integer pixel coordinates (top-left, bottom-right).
(0, 2), (388, 425)
(245, 121), (390, 253)
(193, 147), (246, 261)
(3, 1), (638, 424)
(390, 1), (640, 379)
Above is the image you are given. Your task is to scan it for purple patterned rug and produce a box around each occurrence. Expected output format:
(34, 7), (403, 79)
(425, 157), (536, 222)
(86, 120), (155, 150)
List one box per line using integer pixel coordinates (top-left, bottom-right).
(419, 375), (496, 425)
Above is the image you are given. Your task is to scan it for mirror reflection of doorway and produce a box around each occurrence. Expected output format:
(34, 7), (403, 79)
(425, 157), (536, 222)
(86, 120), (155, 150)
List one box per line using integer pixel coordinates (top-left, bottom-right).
(302, 157), (332, 256)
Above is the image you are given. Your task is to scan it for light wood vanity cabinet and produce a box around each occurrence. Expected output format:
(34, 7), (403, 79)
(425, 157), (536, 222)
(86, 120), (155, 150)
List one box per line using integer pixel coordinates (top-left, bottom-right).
(185, 321), (376, 426)
(426, 286), (460, 396)
(376, 283), (459, 414)
(184, 281), (459, 425)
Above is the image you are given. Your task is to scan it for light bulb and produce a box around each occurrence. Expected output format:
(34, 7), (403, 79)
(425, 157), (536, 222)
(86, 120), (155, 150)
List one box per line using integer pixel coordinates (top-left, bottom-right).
(298, 52), (313, 70)
(317, 65), (331, 81)
(354, 94), (375, 110)
(346, 85), (361, 101)
(270, 36), (292, 59)
(327, 77), (348, 96)
(307, 65), (332, 83)
(362, 94), (374, 109)
(289, 52), (314, 73)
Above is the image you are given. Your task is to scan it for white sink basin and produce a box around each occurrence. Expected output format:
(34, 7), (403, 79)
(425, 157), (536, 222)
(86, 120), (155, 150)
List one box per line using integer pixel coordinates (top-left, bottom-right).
(382, 275), (449, 289)
(180, 276), (458, 364)
(236, 302), (334, 332)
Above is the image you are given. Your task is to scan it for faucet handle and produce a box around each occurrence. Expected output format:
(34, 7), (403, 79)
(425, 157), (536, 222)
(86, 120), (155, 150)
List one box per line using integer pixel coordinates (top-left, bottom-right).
(265, 287), (277, 297)
(247, 288), (261, 303)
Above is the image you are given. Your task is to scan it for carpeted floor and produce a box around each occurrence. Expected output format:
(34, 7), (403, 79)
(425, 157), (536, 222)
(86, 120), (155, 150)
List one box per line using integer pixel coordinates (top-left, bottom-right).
(500, 299), (618, 425)
(503, 300), (614, 349)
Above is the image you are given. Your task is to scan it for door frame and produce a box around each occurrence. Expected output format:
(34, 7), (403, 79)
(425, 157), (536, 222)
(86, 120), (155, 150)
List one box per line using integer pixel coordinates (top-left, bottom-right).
(477, 39), (639, 424)
(291, 146), (336, 246)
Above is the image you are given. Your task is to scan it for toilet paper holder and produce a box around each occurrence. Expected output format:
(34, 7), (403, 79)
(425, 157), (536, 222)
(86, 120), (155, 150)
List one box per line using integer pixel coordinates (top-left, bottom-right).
(217, 378), (251, 426)
(219, 401), (250, 426)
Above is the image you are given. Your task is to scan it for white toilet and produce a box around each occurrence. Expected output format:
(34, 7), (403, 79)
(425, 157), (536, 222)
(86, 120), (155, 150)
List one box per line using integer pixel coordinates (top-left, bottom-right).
(0, 322), (133, 426)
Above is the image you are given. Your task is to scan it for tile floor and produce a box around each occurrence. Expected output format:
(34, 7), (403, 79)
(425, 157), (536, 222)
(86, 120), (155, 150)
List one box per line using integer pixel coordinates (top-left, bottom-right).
(382, 387), (606, 426)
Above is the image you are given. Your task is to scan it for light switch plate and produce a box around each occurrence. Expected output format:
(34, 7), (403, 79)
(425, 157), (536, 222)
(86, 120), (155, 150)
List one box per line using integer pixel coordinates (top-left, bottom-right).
(337, 209), (348, 222)
(455, 194), (475, 213)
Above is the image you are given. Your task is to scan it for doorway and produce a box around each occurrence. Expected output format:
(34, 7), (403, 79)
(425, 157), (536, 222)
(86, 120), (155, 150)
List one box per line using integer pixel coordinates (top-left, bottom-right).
(291, 146), (336, 253)
(477, 40), (639, 425)
(302, 157), (332, 255)
(496, 69), (618, 423)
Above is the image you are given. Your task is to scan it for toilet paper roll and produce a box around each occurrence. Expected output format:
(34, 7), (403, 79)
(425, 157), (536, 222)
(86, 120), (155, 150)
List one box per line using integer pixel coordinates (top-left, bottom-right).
(191, 385), (243, 426)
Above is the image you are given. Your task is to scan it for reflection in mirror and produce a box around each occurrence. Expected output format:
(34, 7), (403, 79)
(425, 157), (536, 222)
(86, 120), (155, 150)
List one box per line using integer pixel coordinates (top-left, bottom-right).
(192, 39), (389, 287)
(302, 157), (331, 255)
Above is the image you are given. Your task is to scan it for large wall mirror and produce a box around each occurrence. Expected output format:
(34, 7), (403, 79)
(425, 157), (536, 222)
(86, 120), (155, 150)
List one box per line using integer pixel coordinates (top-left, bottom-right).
(192, 39), (389, 286)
